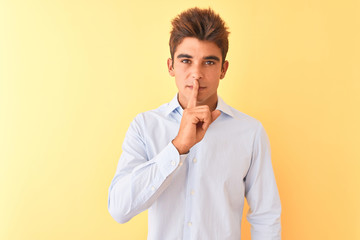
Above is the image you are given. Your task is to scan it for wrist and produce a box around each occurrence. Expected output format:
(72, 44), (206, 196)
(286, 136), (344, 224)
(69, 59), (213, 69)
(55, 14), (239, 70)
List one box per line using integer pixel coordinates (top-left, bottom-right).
(172, 138), (190, 155)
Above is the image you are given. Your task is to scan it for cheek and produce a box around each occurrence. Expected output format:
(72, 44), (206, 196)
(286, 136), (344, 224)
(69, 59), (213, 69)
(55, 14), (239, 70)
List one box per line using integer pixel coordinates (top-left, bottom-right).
(206, 70), (222, 82)
(175, 77), (185, 90)
(175, 66), (188, 76)
(174, 69), (188, 83)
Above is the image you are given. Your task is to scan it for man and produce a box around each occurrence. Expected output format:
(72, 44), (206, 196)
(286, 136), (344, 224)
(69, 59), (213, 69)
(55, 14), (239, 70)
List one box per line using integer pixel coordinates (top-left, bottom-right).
(108, 7), (281, 240)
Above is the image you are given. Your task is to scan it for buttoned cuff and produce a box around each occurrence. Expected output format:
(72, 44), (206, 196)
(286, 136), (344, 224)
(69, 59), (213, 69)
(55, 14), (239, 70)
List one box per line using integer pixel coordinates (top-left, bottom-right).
(156, 142), (188, 178)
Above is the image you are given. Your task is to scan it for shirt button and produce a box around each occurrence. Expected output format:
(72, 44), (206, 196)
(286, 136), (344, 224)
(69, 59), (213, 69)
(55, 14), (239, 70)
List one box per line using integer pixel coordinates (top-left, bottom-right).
(191, 190), (195, 195)
(193, 158), (197, 163)
(151, 186), (155, 191)
(171, 160), (176, 166)
(188, 222), (192, 227)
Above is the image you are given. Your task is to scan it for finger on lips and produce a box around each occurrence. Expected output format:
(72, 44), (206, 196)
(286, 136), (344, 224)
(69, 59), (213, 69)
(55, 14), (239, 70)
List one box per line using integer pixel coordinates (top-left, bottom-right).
(185, 79), (220, 125)
(187, 79), (199, 108)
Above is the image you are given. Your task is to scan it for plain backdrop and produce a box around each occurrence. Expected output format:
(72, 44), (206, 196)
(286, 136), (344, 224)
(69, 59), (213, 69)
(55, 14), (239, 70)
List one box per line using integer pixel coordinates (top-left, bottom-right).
(1, 0), (359, 239)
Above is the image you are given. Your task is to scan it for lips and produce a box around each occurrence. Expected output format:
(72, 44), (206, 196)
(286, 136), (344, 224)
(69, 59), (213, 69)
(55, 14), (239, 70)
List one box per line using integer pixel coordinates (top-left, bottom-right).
(187, 85), (206, 90)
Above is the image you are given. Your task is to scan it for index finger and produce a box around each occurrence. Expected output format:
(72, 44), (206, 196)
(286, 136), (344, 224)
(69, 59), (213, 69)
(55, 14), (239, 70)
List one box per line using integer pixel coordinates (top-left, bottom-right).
(187, 79), (199, 108)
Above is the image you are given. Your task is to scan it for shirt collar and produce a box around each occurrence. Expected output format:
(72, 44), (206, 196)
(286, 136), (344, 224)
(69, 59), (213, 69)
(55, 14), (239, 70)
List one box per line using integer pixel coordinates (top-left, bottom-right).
(216, 96), (234, 117)
(163, 94), (181, 116)
(165, 94), (234, 118)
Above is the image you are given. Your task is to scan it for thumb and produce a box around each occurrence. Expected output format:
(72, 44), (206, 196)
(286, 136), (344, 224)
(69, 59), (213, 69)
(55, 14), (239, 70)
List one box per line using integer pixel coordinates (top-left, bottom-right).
(211, 110), (221, 123)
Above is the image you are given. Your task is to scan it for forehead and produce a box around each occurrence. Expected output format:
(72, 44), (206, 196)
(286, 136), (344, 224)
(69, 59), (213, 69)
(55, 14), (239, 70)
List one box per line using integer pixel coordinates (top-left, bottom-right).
(175, 37), (222, 58)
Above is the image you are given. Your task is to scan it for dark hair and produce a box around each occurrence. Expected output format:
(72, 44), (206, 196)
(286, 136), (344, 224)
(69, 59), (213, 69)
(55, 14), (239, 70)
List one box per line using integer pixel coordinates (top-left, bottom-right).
(169, 7), (230, 64)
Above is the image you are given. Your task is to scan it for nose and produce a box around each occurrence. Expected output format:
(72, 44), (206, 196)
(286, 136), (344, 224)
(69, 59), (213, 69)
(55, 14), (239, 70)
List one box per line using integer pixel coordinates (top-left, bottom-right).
(191, 63), (203, 80)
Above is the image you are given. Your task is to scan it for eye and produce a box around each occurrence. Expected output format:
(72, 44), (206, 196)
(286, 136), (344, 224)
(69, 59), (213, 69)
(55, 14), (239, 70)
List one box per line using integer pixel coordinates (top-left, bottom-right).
(181, 59), (191, 64)
(205, 61), (215, 65)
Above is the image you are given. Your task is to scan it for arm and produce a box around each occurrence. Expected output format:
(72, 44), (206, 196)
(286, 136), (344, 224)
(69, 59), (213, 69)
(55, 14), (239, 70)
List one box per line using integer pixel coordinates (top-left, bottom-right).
(108, 115), (188, 224)
(245, 123), (281, 240)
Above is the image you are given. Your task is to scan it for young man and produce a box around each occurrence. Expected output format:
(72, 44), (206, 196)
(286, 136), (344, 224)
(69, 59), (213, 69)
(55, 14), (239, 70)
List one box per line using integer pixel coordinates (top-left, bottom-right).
(108, 7), (281, 240)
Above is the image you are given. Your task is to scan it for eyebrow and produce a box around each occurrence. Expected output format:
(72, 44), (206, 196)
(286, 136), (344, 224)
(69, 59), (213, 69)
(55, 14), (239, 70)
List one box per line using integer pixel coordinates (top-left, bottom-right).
(177, 54), (192, 59)
(176, 54), (220, 62)
(203, 55), (220, 62)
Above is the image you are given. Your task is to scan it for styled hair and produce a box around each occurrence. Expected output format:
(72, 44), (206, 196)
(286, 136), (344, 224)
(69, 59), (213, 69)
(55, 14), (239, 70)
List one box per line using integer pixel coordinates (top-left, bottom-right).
(169, 7), (230, 64)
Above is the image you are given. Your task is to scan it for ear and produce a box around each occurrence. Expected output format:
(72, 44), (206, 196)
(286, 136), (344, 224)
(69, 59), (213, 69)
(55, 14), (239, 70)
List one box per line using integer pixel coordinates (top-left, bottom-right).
(167, 58), (175, 77)
(220, 60), (229, 79)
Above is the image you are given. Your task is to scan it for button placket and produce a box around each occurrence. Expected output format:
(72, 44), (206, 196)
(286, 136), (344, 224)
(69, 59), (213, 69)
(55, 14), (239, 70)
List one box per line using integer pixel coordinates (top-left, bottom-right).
(183, 148), (199, 239)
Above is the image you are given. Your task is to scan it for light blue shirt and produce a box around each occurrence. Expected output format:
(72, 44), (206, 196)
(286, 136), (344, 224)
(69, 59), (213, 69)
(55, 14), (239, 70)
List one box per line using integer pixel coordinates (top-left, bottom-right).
(108, 95), (281, 240)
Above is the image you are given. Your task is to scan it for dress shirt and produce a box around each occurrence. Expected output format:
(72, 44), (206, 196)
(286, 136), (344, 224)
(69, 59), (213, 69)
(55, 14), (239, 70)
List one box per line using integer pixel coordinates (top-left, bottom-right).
(108, 94), (281, 240)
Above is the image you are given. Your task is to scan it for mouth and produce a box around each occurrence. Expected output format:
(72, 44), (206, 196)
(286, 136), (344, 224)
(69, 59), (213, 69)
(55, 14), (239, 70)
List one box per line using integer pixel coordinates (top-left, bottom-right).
(187, 85), (207, 91)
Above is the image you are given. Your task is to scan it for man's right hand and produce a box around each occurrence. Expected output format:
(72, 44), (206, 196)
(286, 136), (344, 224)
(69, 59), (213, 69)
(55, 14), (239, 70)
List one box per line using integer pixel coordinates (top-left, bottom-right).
(172, 79), (221, 154)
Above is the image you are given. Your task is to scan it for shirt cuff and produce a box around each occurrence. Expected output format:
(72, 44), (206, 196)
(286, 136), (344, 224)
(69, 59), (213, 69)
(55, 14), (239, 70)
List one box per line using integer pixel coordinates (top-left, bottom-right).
(156, 142), (188, 178)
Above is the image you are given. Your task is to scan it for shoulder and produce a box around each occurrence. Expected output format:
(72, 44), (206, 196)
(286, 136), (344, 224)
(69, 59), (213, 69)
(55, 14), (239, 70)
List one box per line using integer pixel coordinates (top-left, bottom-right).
(224, 104), (263, 131)
(222, 106), (270, 148)
(135, 102), (170, 120)
(217, 96), (262, 130)
(131, 102), (175, 128)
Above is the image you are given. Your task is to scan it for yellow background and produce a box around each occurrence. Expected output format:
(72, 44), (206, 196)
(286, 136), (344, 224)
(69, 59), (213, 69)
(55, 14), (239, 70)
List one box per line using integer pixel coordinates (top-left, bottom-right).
(1, 0), (359, 239)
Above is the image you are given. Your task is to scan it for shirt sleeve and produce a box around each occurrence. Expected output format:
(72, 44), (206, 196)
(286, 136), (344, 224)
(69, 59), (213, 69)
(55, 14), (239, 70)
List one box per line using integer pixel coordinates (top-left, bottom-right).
(108, 114), (188, 224)
(245, 122), (282, 240)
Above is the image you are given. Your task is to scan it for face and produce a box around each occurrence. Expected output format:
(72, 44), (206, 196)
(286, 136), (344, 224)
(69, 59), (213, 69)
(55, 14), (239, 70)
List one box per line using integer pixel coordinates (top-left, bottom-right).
(167, 37), (229, 109)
